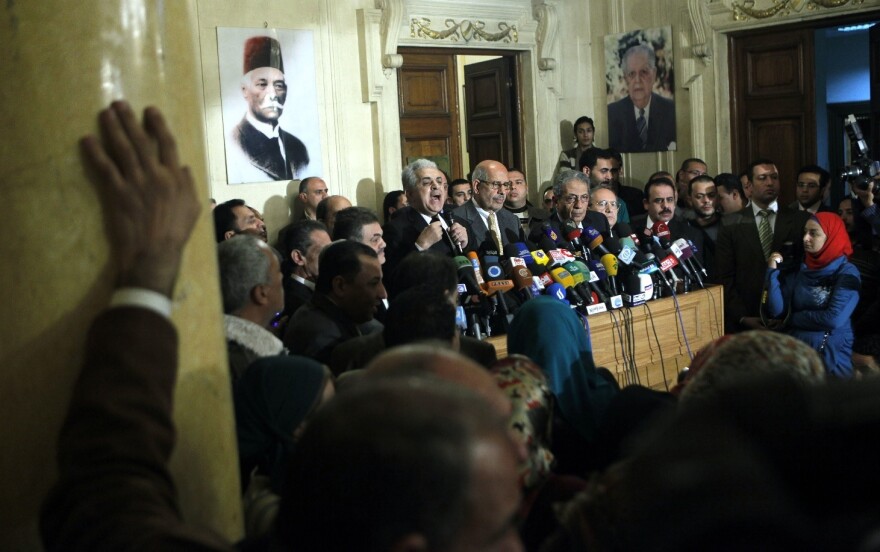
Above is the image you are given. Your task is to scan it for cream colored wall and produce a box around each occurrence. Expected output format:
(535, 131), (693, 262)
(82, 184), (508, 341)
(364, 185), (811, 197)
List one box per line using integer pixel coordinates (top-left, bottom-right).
(0, 2), (242, 549)
(198, 0), (379, 243)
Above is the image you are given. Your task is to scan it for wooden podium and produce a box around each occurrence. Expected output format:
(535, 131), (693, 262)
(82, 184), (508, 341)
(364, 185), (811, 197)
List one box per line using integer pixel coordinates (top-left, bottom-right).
(486, 285), (724, 391)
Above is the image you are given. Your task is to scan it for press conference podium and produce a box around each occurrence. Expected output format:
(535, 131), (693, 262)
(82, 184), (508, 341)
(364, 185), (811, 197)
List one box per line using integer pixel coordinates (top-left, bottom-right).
(486, 284), (724, 391)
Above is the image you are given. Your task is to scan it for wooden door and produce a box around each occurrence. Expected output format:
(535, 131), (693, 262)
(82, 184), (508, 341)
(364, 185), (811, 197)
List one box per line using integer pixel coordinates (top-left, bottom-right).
(729, 28), (815, 207)
(397, 51), (461, 178)
(464, 57), (521, 170)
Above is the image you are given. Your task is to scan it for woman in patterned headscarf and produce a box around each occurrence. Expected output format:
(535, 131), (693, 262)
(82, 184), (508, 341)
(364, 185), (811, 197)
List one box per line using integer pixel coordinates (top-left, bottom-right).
(765, 212), (861, 377)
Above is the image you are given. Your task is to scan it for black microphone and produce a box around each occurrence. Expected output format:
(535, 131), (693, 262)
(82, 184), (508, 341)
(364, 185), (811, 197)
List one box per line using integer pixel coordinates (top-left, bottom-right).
(441, 210), (464, 255)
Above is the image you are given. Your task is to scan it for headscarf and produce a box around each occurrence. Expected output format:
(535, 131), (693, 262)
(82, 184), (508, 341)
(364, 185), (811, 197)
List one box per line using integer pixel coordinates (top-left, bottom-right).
(234, 355), (331, 491)
(507, 296), (618, 442)
(679, 330), (825, 407)
(804, 212), (853, 270)
(491, 354), (555, 491)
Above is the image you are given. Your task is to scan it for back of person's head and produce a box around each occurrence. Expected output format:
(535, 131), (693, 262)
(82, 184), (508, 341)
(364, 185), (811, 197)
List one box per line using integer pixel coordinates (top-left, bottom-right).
(383, 285), (456, 348)
(277, 378), (512, 550)
(382, 190), (405, 222)
(714, 172), (743, 196)
(314, 239), (377, 295)
(217, 234), (274, 314)
(679, 330), (825, 407)
(387, 251), (457, 299)
(213, 199), (246, 242)
(332, 206), (380, 242)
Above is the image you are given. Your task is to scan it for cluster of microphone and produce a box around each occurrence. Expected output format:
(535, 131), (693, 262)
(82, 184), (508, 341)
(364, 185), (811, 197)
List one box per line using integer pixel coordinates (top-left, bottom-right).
(446, 217), (710, 339)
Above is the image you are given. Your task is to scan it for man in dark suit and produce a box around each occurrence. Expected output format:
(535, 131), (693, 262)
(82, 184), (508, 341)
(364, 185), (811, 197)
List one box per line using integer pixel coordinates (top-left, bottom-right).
(228, 36), (309, 183)
(716, 159), (810, 333)
(454, 160), (524, 253)
(383, 159), (474, 276)
(789, 164), (835, 214)
(278, 219), (331, 325)
(607, 44), (676, 153)
(283, 240), (386, 364)
(630, 176), (706, 266)
(536, 170), (610, 240)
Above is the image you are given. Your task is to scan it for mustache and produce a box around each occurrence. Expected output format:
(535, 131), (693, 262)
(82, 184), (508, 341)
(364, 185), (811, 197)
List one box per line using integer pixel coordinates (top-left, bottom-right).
(660, 209), (672, 215)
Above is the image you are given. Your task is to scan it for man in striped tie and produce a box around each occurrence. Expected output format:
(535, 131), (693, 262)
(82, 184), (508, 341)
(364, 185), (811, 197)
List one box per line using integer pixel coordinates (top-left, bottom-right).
(715, 158), (810, 333)
(607, 43), (677, 153)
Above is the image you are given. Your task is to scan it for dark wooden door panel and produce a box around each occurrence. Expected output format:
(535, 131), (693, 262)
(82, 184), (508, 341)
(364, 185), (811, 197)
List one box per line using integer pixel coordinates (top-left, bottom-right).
(465, 57), (520, 170)
(730, 28), (815, 207)
(397, 51), (460, 177)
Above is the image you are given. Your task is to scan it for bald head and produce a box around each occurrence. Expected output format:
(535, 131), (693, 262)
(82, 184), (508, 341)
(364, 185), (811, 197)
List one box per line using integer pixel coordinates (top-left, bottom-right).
(471, 160), (509, 212)
(316, 195), (352, 234)
(366, 344), (511, 417)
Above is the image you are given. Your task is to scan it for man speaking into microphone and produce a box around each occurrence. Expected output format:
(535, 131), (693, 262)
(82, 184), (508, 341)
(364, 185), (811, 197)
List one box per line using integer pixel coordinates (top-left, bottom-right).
(630, 175), (705, 266)
(383, 159), (476, 276)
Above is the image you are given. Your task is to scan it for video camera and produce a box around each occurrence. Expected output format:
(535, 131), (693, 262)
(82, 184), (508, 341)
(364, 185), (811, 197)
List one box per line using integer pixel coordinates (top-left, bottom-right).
(840, 114), (880, 191)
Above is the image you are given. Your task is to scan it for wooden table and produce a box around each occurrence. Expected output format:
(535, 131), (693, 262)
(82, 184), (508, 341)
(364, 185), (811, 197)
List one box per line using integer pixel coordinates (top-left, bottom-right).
(486, 285), (724, 391)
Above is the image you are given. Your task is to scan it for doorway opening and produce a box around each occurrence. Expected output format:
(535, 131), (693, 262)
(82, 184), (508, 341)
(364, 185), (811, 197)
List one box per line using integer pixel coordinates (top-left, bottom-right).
(397, 47), (524, 181)
(728, 12), (879, 209)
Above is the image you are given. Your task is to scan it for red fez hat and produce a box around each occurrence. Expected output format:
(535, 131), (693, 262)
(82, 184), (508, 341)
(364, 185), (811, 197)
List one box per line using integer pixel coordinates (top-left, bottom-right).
(242, 36), (284, 74)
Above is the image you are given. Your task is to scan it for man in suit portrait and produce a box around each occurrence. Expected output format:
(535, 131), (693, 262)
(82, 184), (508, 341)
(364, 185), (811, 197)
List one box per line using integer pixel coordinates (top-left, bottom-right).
(715, 158), (810, 333)
(607, 43), (676, 153)
(228, 36), (309, 182)
(454, 160), (524, 253)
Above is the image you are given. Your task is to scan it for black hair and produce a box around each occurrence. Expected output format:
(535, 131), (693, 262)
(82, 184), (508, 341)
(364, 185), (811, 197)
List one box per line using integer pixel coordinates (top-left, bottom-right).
(213, 199), (246, 243)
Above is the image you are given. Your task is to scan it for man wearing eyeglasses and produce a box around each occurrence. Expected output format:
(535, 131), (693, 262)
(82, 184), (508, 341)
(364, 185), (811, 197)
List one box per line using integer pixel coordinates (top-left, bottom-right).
(789, 165), (834, 214)
(589, 186), (622, 236)
(539, 170), (610, 239)
(383, 159), (475, 275)
(453, 160), (525, 253)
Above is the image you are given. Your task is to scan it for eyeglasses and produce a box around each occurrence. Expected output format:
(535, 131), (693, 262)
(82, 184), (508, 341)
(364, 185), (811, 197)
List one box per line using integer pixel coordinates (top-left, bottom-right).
(796, 182), (820, 189)
(479, 180), (512, 191)
(561, 194), (591, 205)
(591, 200), (619, 209)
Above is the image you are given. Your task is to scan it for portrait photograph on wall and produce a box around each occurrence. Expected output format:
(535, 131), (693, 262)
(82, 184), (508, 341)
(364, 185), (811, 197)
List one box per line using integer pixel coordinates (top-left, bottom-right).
(218, 27), (323, 185)
(604, 27), (676, 153)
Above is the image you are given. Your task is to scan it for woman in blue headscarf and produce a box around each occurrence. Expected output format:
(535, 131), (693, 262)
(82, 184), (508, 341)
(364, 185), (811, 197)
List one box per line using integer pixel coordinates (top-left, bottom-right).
(507, 296), (619, 450)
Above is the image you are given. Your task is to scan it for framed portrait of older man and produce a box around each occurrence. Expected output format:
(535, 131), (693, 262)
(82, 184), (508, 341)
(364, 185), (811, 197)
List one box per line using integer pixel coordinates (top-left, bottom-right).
(604, 27), (676, 153)
(218, 27), (323, 185)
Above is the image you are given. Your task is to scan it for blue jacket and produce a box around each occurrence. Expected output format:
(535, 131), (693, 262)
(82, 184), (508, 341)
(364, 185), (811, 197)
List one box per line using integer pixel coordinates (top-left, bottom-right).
(765, 256), (861, 377)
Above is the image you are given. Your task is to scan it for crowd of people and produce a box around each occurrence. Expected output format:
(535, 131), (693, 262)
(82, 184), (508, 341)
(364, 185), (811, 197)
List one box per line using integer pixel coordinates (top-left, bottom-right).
(39, 101), (880, 551)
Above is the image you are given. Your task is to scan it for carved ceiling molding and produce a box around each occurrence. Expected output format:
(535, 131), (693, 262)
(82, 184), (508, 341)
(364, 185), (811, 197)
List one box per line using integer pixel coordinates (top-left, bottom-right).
(409, 17), (519, 43)
(690, 0), (876, 58)
(729, 0), (864, 21)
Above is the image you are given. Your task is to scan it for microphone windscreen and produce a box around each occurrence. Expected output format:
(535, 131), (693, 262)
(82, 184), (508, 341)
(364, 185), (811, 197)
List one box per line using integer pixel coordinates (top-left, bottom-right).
(485, 279), (514, 295)
(589, 260), (608, 280)
(549, 267), (576, 289)
(545, 283), (569, 304)
(583, 226), (602, 249)
(600, 254), (619, 277)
